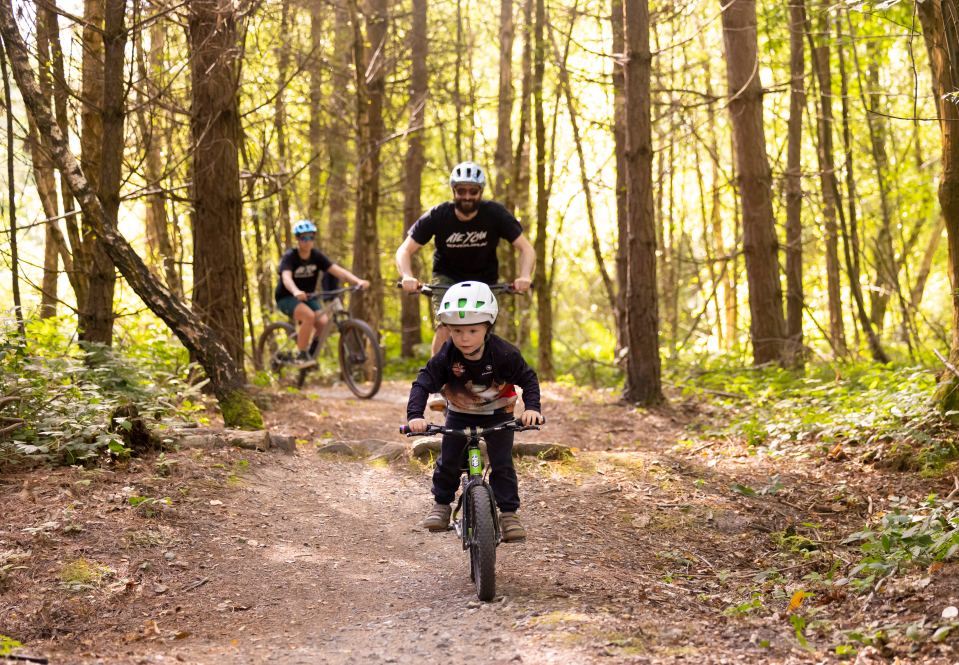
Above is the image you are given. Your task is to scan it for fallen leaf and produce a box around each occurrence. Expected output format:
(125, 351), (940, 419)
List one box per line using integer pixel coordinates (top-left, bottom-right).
(787, 590), (806, 613)
(942, 606), (958, 619)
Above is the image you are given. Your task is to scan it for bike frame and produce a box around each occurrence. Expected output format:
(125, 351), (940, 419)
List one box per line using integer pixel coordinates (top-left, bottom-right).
(453, 433), (502, 549)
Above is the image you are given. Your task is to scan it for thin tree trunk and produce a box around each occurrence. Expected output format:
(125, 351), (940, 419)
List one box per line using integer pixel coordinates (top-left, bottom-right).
(400, 0), (427, 357)
(326, 0), (352, 258)
(532, 0), (553, 379)
(784, 0), (806, 364)
(0, 36), (22, 334)
(911, 216), (945, 311)
(621, 0), (663, 405)
(0, 0), (262, 428)
(189, 0), (247, 368)
(720, 0), (785, 365)
(611, 0), (627, 354)
(494, 0), (517, 342)
(834, 11), (890, 363)
(308, 1), (324, 224)
(273, 0), (292, 235)
(809, 8), (847, 356)
(349, 0), (386, 329)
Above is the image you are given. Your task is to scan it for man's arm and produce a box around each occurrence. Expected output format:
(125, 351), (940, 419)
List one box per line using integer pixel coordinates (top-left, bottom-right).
(281, 270), (308, 301)
(511, 234), (536, 293)
(396, 235), (425, 292)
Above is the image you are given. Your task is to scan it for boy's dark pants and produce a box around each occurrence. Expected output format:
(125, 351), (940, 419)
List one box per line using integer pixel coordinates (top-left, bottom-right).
(431, 411), (520, 512)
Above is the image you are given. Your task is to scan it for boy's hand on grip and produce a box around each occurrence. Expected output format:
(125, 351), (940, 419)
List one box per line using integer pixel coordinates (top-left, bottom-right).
(408, 417), (427, 433)
(520, 410), (544, 426)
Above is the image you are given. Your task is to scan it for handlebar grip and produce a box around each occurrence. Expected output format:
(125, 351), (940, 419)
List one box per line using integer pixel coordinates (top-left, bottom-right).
(399, 425), (412, 435)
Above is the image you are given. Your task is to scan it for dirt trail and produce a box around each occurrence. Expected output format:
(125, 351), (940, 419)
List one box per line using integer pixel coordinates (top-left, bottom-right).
(3, 382), (957, 664)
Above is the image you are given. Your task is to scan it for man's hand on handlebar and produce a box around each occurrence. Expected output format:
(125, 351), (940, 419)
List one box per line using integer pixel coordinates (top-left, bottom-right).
(407, 417), (428, 433)
(355, 279), (371, 290)
(295, 291), (309, 301)
(400, 276), (421, 293)
(513, 277), (532, 293)
(519, 410), (544, 426)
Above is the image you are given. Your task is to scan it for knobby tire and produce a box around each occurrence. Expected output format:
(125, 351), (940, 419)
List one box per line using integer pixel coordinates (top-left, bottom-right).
(256, 321), (298, 384)
(468, 484), (497, 601)
(337, 319), (383, 399)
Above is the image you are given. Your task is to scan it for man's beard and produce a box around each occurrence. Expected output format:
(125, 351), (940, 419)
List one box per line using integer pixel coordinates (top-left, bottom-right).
(454, 198), (477, 214)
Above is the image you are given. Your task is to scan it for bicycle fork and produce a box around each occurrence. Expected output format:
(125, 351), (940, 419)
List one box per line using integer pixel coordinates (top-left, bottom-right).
(451, 439), (502, 547)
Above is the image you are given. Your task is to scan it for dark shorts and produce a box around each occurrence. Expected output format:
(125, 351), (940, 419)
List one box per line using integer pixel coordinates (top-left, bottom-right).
(276, 295), (323, 317)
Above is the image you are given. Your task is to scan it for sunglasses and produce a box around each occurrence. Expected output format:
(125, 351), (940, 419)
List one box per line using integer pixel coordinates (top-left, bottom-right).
(297, 234), (315, 241)
(453, 186), (482, 197)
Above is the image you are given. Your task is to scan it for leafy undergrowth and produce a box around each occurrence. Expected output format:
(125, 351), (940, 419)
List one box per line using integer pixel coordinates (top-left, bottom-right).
(0, 317), (208, 470)
(672, 357), (957, 474)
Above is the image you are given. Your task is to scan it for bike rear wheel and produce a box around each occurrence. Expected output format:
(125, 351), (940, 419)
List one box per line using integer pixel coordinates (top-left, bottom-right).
(256, 321), (302, 384)
(337, 319), (383, 399)
(467, 484), (497, 601)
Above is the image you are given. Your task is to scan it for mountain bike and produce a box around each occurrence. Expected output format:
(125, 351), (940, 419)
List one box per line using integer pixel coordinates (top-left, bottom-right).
(400, 418), (543, 601)
(255, 285), (383, 398)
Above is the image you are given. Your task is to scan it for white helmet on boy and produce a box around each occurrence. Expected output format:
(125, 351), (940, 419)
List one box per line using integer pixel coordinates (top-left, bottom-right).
(438, 281), (498, 326)
(449, 162), (486, 189)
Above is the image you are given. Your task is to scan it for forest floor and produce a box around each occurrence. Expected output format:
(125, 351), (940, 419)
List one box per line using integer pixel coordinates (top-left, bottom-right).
(2, 381), (958, 664)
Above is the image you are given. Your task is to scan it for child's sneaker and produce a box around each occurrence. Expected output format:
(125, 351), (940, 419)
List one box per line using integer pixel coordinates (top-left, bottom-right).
(499, 512), (526, 542)
(427, 393), (447, 412)
(421, 502), (452, 531)
(291, 350), (317, 369)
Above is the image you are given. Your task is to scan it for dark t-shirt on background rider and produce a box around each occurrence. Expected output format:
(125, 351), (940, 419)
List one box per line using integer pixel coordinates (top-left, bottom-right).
(407, 201), (523, 284)
(274, 248), (333, 302)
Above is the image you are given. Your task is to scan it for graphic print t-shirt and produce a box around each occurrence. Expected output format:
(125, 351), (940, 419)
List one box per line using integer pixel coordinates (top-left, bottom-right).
(274, 248), (333, 301)
(407, 201), (523, 283)
(407, 335), (541, 418)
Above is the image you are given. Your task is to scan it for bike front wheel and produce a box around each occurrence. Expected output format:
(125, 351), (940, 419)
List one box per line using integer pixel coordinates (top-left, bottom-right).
(467, 484), (497, 601)
(256, 321), (301, 384)
(337, 319), (383, 399)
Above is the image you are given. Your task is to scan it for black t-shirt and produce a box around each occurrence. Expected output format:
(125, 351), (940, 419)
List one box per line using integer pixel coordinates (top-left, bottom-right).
(407, 335), (541, 418)
(274, 248), (333, 301)
(408, 201), (523, 284)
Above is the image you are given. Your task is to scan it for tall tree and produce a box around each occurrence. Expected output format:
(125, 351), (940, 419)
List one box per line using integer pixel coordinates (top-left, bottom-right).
(273, 0), (292, 235)
(784, 0), (806, 363)
(1, 34), (22, 335)
(533, 0), (553, 378)
(78, 0), (117, 346)
(809, 5), (847, 356)
(621, 0), (663, 405)
(400, 0), (428, 357)
(308, 1), (324, 224)
(719, 0), (786, 365)
(326, 0), (353, 259)
(611, 0), (627, 353)
(917, 0), (959, 412)
(349, 0), (387, 329)
(189, 0), (246, 367)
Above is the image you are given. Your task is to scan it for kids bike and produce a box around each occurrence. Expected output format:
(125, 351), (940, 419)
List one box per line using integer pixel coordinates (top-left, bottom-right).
(400, 418), (544, 601)
(255, 285), (383, 398)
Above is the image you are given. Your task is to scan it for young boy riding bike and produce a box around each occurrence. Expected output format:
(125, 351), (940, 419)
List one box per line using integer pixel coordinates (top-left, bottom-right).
(405, 281), (544, 542)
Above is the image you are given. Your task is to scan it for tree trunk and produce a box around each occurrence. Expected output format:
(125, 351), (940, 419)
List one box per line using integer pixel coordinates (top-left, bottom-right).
(0, 37), (22, 334)
(720, 0), (786, 365)
(273, 0), (292, 235)
(784, 0), (806, 364)
(327, 0), (352, 258)
(0, 0), (262, 428)
(308, 1), (324, 225)
(911, 216), (945, 311)
(400, 0), (427, 357)
(917, 0), (959, 413)
(611, 0), (628, 355)
(349, 0), (386, 329)
(189, 0), (246, 369)
(494, 0), (518, 343)
(833, 11), (890, 363)
(809, 7), (847, 356)
(78, 0), (116, 346)
(532, 0), (553, 379)
(621, 0), (663, 405)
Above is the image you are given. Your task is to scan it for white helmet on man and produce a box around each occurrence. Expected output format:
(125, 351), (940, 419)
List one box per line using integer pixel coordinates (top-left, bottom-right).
(449, 161), (486, 189)
(438, 281), (498, 326)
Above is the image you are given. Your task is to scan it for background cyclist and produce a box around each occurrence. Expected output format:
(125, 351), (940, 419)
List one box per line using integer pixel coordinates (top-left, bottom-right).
(275, 220), (370, 368)
(395, 161), (536, 357)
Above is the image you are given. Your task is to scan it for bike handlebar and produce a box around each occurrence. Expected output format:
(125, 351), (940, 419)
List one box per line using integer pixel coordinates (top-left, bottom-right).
(306, 284), (365, 298)
(399, 417), (545, 437)
(394, 281), (527, 296)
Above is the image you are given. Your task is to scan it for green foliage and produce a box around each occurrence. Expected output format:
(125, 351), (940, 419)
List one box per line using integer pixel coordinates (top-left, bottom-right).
(673, 357), (957, 472)
(0, 635), (23, 656)
(842, 495), (959, 591)
(0, 317), (208, 469)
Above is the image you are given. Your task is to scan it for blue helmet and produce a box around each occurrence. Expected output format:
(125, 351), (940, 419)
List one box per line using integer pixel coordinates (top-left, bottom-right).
(293, 220), (317, 236)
